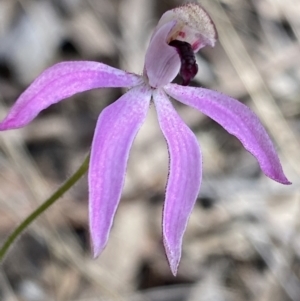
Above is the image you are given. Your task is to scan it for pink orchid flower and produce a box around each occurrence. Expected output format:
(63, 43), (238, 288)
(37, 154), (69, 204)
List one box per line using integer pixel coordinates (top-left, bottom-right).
(0, 4), (290, 275)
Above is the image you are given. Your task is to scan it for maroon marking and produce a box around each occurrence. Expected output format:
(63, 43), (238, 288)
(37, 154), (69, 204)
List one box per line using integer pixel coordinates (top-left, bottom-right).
(169, 40), (198, 86)
(178, 31), (186, 38)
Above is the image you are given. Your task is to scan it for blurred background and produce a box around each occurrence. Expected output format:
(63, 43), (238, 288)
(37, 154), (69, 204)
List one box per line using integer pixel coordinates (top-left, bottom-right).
(0, 0), (300, 300)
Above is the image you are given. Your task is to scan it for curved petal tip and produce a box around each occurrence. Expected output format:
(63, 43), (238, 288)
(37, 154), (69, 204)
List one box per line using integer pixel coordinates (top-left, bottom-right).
(164, 239), (180, 276)
(91, 241), (103, 259)
(269, 172), (291, 185)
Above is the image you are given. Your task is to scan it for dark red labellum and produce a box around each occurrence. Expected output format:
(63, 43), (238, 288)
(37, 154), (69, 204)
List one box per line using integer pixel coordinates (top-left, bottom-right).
(169, 40), (198, 86)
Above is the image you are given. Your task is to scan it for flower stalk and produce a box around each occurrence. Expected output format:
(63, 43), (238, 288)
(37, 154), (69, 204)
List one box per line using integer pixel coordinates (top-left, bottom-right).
(0, 153), (90, 261)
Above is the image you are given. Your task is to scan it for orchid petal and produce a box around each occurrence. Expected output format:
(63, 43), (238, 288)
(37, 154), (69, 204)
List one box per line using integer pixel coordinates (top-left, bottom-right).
(153, 89), (202, 275)
(0, 61), (142, 130)
(164, 84), (290, 184)
(89, 84), (151, 257)
(144, 21), (181, 88)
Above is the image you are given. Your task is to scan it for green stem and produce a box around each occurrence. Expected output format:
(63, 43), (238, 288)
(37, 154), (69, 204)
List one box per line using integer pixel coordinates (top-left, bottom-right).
(0, 153), (90, 261)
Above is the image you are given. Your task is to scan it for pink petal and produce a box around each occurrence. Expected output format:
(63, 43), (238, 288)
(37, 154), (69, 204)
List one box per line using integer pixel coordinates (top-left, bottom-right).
(164, 84), (290, 185)
(0, 61), (142, 130)
(144, 21), (181, 88)
(153, 89), (202, 276)
(89, 84), (151, 257)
